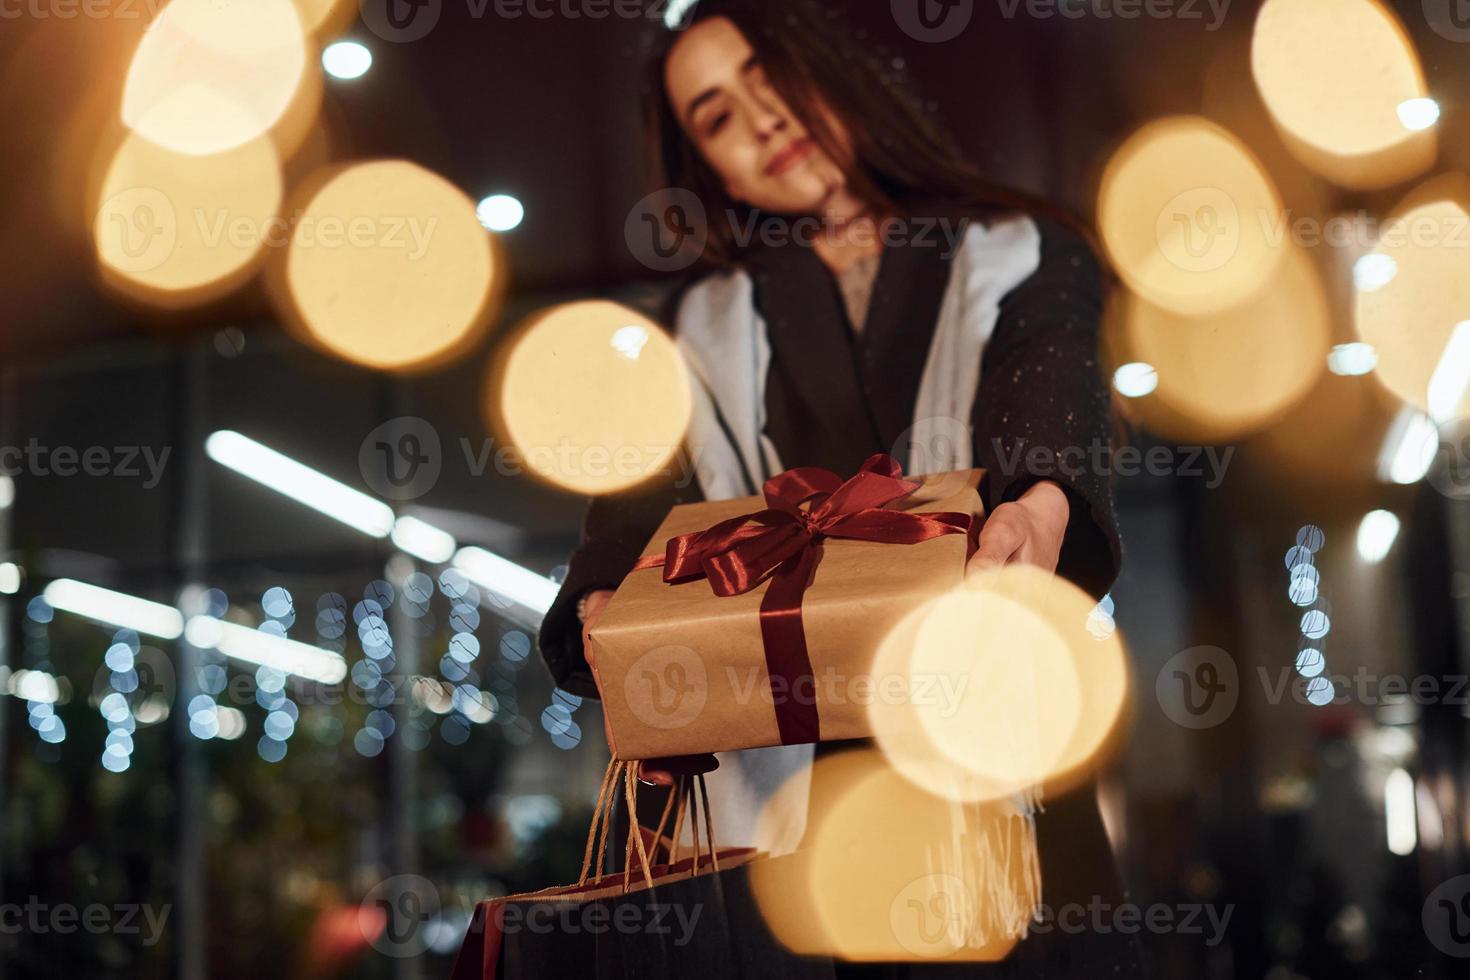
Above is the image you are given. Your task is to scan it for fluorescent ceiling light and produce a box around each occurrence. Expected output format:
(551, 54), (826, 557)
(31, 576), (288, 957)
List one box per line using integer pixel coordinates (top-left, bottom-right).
(1385, 767), (1417, 855)
(453, 547), (558, 614)
(391, 515), (457, 563)
(1427, 321), (1470, 423)
(43, 578), (184, 638)
(185, 616), (347, 685)
(205, 430), (394, 537)
(1356, 509), (1400, 564)
(1377, 408), (1437, 485)
(663, 0), (699, 29)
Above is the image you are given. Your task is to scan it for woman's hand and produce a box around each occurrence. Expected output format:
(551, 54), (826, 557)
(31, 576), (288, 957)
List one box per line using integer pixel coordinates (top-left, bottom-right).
(967, 479), (1070, 579)
(581, 589), (719, 787)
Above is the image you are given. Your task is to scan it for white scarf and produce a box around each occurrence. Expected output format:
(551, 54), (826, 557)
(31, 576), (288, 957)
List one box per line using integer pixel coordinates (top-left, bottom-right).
(669, 215), (1044, 863)
(676, 216), (1042, 500)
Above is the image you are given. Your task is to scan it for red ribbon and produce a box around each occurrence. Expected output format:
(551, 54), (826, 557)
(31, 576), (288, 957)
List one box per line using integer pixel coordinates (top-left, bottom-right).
(631, 453), (973, 745)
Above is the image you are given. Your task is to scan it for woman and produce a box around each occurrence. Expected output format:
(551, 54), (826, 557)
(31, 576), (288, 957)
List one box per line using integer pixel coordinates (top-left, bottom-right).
(538, 1), (1140, 974)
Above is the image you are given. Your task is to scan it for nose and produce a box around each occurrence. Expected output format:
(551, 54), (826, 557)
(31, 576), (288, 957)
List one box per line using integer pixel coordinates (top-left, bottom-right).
(747, 90), (787, 142)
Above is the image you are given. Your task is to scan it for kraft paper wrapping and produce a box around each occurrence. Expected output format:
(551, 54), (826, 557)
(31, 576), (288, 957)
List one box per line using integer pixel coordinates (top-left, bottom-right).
(586, 469), (985, 760)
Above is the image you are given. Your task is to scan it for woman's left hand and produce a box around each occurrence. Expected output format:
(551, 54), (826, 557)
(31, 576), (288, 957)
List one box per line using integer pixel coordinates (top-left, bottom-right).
(967, 479), (1070, 578)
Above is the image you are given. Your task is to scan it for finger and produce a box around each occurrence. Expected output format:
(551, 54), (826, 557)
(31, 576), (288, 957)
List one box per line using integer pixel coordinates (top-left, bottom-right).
(1011, 537), (1061, 575)
(637, 754), (718, 785)
(637, 765), (675, 787)
(971, 510), (1025, 574)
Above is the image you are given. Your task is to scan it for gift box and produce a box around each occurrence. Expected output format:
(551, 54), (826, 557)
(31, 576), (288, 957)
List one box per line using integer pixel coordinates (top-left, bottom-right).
(585, 453), (984, 761)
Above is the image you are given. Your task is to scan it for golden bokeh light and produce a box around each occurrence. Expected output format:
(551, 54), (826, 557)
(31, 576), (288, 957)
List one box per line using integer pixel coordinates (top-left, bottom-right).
(867, 566), (1129, 803)
(972, 567), (1131, 800)
(93, 132), (282, 309)
(751, 749), (1032, 962)
(1098, 116), (1285, 316)
(911, 590), (1079, 788)
(866, 590), (1076, 803)
(122, 0), (311, 157)
(1354, 174), (1470, 417)
(490, 301), (693, 495)
(291, 0), (359, 37)
(272, 161), (503, 374)
(1109, 244), (1331, 443)
(1251, 0), (1434, 190)
(1241, 368), (1399, 504)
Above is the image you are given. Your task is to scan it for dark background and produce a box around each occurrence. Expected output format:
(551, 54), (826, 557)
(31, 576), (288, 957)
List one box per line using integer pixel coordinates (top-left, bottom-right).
(2, 1), (1469, 977)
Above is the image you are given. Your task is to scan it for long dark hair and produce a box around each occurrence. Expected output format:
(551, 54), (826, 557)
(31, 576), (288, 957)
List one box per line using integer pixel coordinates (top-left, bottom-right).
(642, 0), (1066, 267)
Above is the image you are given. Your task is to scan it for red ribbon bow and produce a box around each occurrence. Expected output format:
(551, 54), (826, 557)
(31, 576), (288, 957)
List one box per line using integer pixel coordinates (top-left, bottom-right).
(632, 452), (973, 744)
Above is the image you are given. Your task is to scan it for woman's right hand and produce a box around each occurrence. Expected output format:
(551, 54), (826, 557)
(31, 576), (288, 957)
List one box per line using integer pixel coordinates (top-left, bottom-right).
(581, 589), (718, 787)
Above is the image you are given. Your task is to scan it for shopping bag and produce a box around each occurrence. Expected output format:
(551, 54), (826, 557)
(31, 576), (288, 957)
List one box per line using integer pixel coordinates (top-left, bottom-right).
(450, 760), (834, 980)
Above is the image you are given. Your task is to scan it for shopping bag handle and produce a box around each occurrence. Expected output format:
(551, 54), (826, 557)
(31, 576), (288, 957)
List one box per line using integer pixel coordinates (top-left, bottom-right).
(576, 757), (720, 892)
(656, 773), (719, 874)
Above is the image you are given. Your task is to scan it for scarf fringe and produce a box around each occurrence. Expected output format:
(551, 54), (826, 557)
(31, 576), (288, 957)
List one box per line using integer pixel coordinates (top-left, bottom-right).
(928, 787), (1044, 948)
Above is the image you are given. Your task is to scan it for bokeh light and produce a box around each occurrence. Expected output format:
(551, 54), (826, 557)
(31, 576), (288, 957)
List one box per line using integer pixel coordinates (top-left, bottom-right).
(1251, 0), (1434, 189)
(1353, 254), (1398, 294)
(1354, 174), (1470, 418)
(476, 194), (524, 232)
(122, 0), (313, 157)
(290, 0), (359, 35)
(1109, 245), (1329, 443)
(1112, 362), (1158, 398)
(1328, 342), (1378, 376)
(867, 566), (1129, 803)
(322, 41), (372, 81)
(270, 161), (502, 373)
(751, 749), (1032, 962)
(490, 301), (693, 494)
(1396, 98), (1440, 133)
(93, 133), (282, 309)
(1098, 116), (1285, 316)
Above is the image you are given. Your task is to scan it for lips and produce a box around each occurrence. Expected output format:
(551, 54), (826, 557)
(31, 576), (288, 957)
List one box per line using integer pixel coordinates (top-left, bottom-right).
(764, 137), (814, 176)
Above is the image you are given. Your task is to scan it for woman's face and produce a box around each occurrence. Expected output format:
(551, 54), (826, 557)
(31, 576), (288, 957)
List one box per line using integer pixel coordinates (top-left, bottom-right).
(664, 16), (852, 216)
